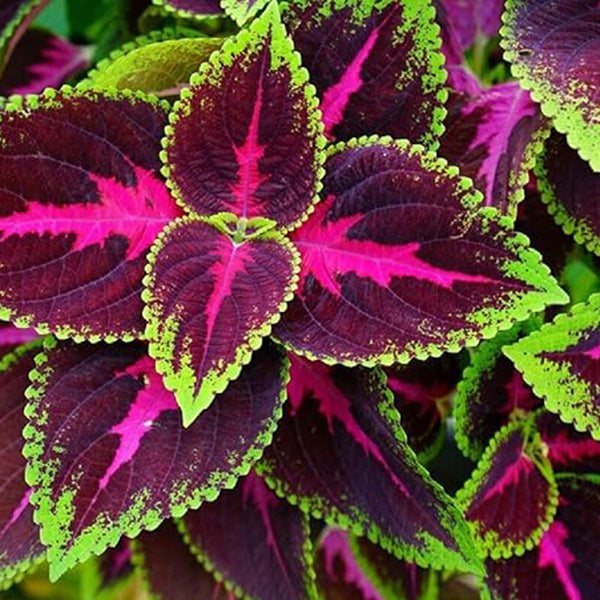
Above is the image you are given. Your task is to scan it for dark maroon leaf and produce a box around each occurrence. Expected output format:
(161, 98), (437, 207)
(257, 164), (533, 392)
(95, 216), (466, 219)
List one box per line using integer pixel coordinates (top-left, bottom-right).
(152, 0), (223, 18)
(134, 520), (233, 600)
(432, 0), (464, 65)
(439, 82), (549, 217)
(163, 3), (325, 230)
(385, 355), (461, 462)
(454, 320), (542, 461)
(457, 420), (558, 558)
(182, 471), (316, 600)
(485, 474), (600, 600)
(315, 529), (380, 600)
(0, 342), (45, 589)
(0, 28), (87, 96)
(258, 355), (482, 574)
(535, 130), (600, 257)
(441, 0), (504, 50)
(351, 536), (438, 600)
(0, 324), (37, 357)
(143, 217), (299, 426)
(536, 411), (600, 475)
(282, 0), (447, 146)
(516, 182), (574, 278)
(501, 0), (600, 172)
(273, 138), (568, 366)
(98, 539), (133, 591)
(23, 338), (288, 580)
(0, 0), (51, 68)
(0, 87), (182, 342)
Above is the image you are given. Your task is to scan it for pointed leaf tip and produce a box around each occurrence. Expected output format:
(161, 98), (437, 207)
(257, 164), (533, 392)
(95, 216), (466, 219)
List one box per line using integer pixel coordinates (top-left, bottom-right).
(162, 3), (325, 231)
(504, 293), (600, 440)
(143, 217), (299, 425)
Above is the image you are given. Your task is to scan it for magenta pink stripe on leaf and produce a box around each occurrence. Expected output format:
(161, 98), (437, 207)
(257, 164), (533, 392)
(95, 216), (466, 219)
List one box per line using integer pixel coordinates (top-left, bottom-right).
(134, 520), (233, 600)
(163, 3), (325, 230)
(23, 338), (288, 581)
(282, 0), (447, 147)
(258, 355), (482, 575)
(0, 342), (45, 589)
(143, 217), (298, 426)
(274, 138), (567, 366)
(0, 29), (87, 95)
(0, 88), (181, 341)
(485, 474), (600, 600)
(182, 471), (317, 599)
(458, 421), (558, 558)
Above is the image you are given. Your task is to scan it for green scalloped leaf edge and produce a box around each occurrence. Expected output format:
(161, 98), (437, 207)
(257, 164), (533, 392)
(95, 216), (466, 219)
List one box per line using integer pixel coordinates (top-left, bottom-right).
(142, 213), (300, 427)
(257, 367), (484, 577)
(454, 317), (542, 462)
(456, 418), (559, 560)
(533, 142), (600, 259)
(272, 133), (569, 368)
(347, 534), (439, 600)
(0, 84), (171, 345)
(21, 336), (290, 581)
(150, 0), (224, 21)
(0, 339), (46, 591)
(0, 0), (50, 69)
(280, 0), (448, 151)
(500, 0), (600, 173)
(160, 1), (327, 234)
(177, 501), (319, 600)
(504, 292), (600, 440)
(220, 0), (270, 25)
(504, 112), (551, 222)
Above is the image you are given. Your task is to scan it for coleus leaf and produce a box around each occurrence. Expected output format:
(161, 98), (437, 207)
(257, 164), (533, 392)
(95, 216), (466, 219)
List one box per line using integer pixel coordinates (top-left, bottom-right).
(439, 82), (550, 218)
(315, 529), (381, 600)
(162, 2), (326, 231)
(485, 473), (600, 600)
(0, 0), (51, 68)
(0, 87), (181, 342)
(534, 131), (600, 257)
(281, 0), (447, 146)
(97, 540), (133, 591)
(385, 355), (461, 462)
(442, 0), (505, 50)
(143, 217), (299, 426)
(0, 324), (37, 356)
(89, 32), (223, 96)
(351, 536), (439, 600)
(257, 355), (483, 575)
(273, 137), (568, 367)
(454, 320), (542, 461)
(432, 0), (464, 65)
(0, 28), (88, 96)
(515, 182), (574, 278)
(504, 293), (600, 439)
(22, 338), (288, 580)
(0, 342), (45, 590)
(220, 0), (270, 25)
(535, 411), (600, 475)
(500, 0), (600, 172)
(181, 471), (317, 599)
(456, 419), (559, 559)
(133, 520), (233, 600)
(150, 0), (223, 19)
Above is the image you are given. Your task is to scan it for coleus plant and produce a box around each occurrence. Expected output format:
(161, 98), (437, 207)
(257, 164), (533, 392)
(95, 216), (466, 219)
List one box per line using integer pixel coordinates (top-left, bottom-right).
(0, 0), (599, 599)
